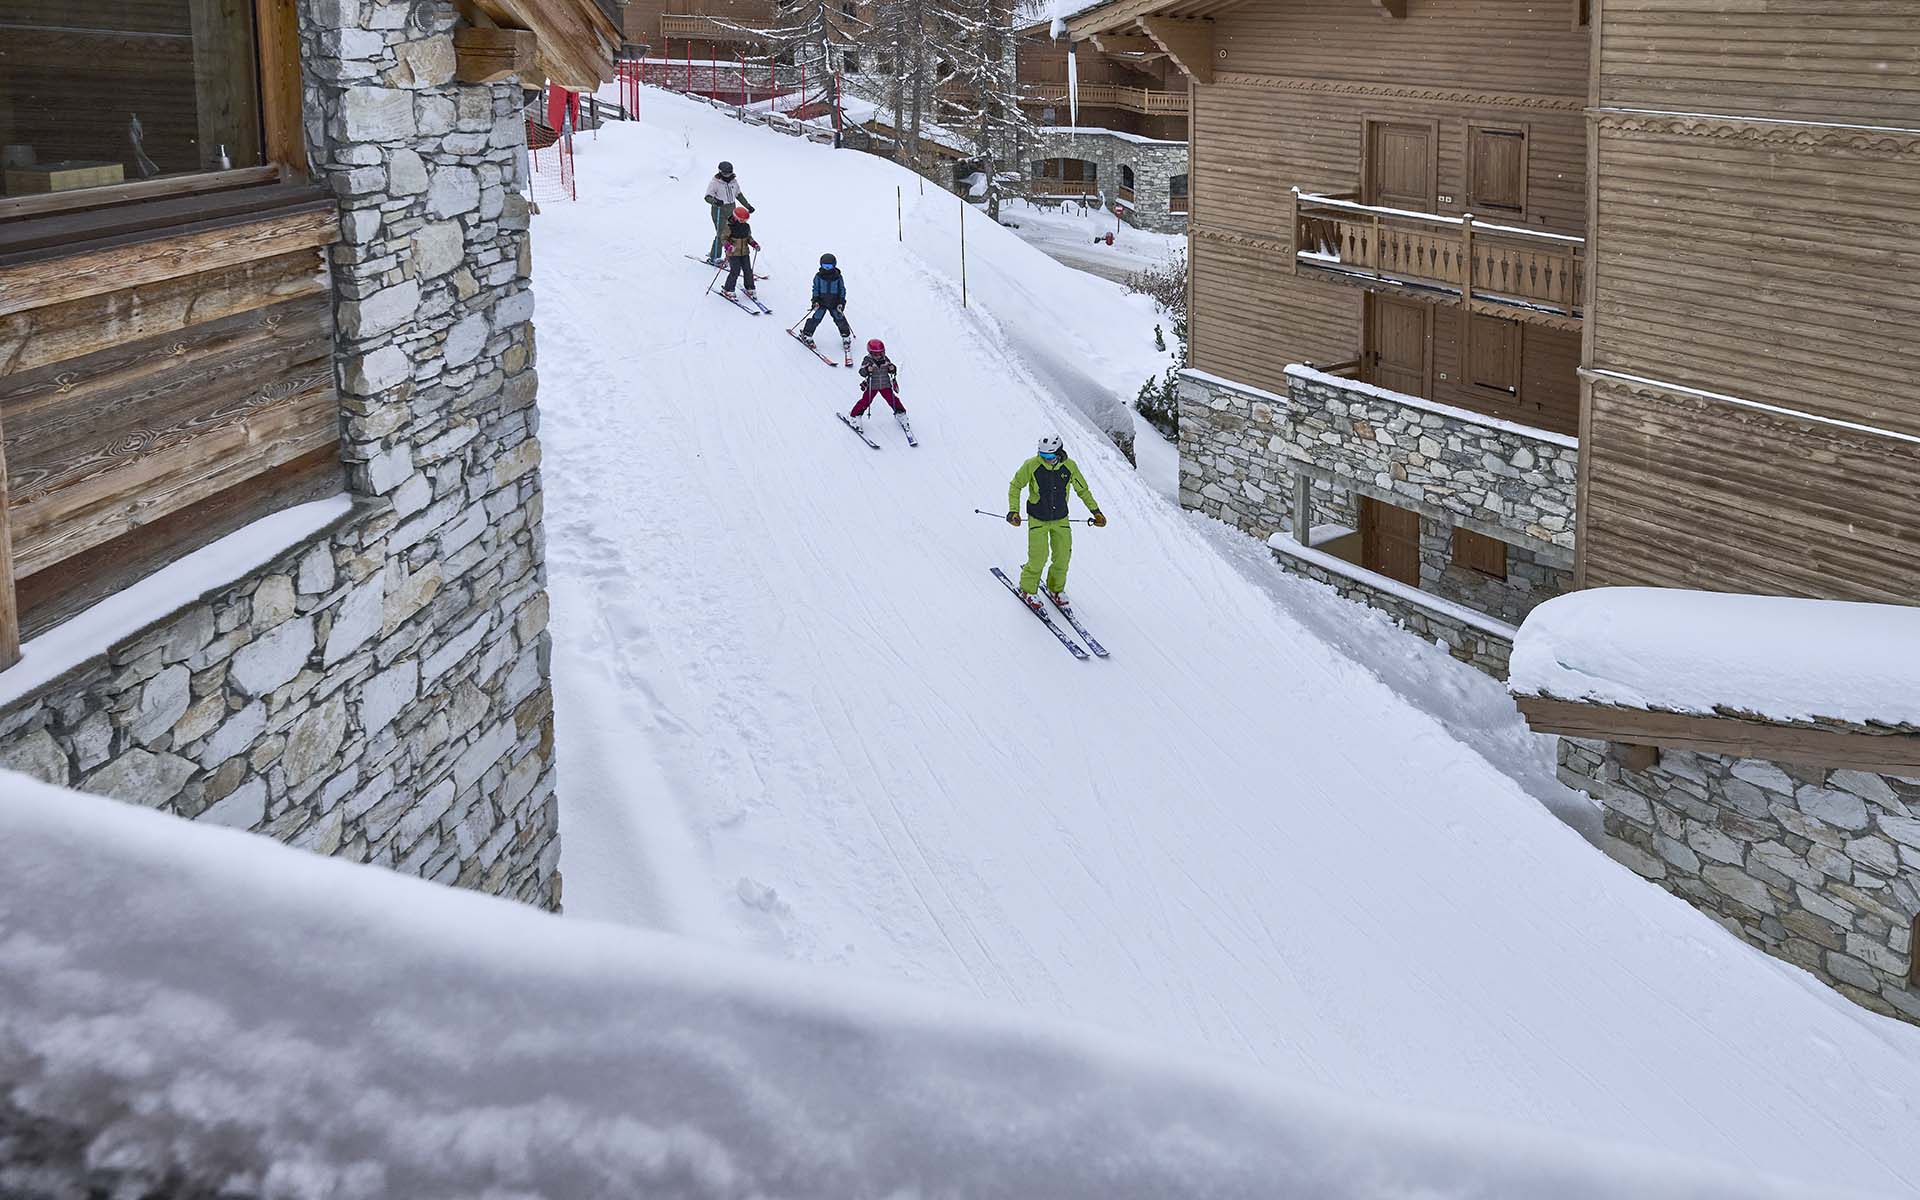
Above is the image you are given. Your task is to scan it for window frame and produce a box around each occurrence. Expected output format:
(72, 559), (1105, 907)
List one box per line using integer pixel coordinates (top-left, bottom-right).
(0, 0), (305, 222)
(1465, 122), (1528, 221)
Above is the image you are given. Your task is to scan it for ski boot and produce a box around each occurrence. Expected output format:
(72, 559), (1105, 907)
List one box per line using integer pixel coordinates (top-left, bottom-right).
(846, 409), (865, 430)
(894, 411), (915, 442)
(721, 290), (737, 301)
(1019, 589), (1047, 614)
(1046, 589), (1070, 610)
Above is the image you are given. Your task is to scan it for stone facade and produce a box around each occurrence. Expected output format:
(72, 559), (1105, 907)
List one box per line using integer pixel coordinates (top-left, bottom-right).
(1270, 538), (1516, 676)
(0, 0), (562, 910)
(1029, 127), (1189, 233)
(1562, 738), (1920, 1024)
(1179, 365), (1576, 643)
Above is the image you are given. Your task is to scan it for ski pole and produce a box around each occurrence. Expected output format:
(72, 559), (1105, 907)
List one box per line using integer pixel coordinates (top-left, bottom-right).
(973, 509), (1096, 525)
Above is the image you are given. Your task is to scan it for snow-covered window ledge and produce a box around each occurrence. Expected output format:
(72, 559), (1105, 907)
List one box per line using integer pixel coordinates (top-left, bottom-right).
(1268, 533), (1518, 679)
(1508, 588), (1920, 775)
(0, 496), (356, 713)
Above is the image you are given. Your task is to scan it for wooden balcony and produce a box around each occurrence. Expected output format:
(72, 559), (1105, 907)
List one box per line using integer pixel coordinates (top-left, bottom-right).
(1021, 82), (1188, 117)
(1290, 189), (1584, 332)
(1169, 193), (1188, 214)
(658, 13), (767, 43)
(1030, 179), (1101, 199)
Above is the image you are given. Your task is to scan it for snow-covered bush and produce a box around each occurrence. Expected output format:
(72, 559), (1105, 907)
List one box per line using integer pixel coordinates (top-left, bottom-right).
(1127, 251), (1188, 439)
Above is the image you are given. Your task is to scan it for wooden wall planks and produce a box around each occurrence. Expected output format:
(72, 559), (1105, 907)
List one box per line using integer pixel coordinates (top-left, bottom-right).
(1577, 1), (1920, 603)
(0, 188), (342, 631)
(1187, 0), (1589, 420)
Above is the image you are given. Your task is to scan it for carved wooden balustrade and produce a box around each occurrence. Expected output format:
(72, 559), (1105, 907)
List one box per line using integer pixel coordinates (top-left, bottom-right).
(1290, 189), (1584, 330)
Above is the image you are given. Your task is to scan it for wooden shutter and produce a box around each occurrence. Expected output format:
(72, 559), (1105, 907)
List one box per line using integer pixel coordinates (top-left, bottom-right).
(1359, 497), (1422, 587)
(1451, 528), (1508, 579)
(1468, 126), (1526, 217)
(1466, 313), (1521, 397)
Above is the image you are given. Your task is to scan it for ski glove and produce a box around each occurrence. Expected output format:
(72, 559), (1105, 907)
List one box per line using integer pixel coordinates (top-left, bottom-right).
(1091, 511), (1107, 527)
(745, 202), (756, 213)
(1006, 511), (1021, 527)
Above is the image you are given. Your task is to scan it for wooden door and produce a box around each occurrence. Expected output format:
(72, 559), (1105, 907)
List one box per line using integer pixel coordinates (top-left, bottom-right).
(1364, 120), (1435, 211)
(1365, 295), (1431, 398)
(1359, 497), (1422, 587)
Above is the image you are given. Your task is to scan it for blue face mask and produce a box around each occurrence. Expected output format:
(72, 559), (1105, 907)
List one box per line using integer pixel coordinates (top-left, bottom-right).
(820, 261), (836, 271)
(1039, 451), (1060, 463)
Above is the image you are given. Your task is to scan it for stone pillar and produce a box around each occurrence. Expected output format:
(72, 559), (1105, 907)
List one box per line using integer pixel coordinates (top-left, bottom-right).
(300, 0), (561, 907)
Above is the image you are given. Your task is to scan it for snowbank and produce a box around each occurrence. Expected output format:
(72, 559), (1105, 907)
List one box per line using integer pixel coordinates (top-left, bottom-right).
(1510, 587), (1920, 726)
(0, 775), (1866, 1199)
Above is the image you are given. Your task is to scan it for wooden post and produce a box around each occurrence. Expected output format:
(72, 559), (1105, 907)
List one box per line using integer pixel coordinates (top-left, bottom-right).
(1368, 212), (1381, 272)
(897, 186), (902, 241)
(1286, 187), (1300, 275)
(960, 196), (967, 308)
(1460, 212), (1475, 302)
(0, 421), (20, 670)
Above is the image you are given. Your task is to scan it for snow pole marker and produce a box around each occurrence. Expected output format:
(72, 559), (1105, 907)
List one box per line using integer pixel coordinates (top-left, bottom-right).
(959, 197), (967, 308)
(897, 187), (902, 242)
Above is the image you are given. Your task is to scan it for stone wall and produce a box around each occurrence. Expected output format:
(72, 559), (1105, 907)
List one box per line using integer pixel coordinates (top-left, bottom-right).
(1029, 128), (1188, 233)
(1179, 367), (1579, 557)
(1417, 522), (1571, 627)
(0, 0), (562, 910)
(1269, 537), (1516, 677)
(1562, 738), (1920, 1024)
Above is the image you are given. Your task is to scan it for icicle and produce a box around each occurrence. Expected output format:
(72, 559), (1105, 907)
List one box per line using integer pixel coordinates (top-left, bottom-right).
(1067, 43), (1078, 134)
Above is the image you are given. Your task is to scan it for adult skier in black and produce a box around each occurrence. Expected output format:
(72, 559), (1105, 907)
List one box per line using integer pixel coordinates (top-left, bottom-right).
(703, 161), (752, 265)
(798, 252), (852, 358)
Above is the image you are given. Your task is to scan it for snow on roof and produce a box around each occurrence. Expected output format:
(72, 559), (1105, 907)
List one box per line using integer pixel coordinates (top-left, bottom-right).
(1036, 125), (1188, 146)
(1509, 587), (1920, 727)
(1049, 0), (1115, 36)
(0, 775), (1859, 1199)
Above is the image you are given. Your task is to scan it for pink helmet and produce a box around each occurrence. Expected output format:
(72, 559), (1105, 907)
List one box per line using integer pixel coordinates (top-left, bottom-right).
(867, 338), (885, 355)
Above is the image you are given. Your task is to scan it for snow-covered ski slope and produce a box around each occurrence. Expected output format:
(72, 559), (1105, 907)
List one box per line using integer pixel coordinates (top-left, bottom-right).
(537, 91), (1920, 1193)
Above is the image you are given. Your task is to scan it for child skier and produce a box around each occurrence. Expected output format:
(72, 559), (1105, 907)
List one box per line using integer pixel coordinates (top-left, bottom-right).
(1006, 435), (1105, 606)
(799, 252), (852, 357)
(719, 205), (760, 303)
(703, 161), (752, 264)
(851, 338), (911, 440)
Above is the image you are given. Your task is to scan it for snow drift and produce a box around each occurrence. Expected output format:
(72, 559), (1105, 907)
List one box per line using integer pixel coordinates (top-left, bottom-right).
(1511, 587), (1920, 726)
(0, 774), (1872, 1199)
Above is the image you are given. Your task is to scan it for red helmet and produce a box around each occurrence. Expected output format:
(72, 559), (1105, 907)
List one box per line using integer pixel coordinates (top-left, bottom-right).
(733, 205), (750, 222)
(867, 338), (885, 355)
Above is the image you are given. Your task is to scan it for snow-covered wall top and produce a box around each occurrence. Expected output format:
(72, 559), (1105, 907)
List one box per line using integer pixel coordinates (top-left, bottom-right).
(1510, 588), (1920, 727)
(0, 774), (1855, 1200)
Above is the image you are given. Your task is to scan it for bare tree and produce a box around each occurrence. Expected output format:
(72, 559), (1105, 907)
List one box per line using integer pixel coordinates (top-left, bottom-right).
(930, 0), (1030, 218)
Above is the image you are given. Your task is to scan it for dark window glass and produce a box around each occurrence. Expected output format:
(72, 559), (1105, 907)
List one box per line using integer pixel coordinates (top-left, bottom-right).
(0, 0), (264, 198)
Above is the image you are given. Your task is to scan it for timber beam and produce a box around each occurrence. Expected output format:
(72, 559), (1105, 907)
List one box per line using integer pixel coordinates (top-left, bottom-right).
(455, 27), (538, 83)
(1090, 33), (1158, 54)
(1372, 0), (1407, 16)
(1139, 17), (1213, 84)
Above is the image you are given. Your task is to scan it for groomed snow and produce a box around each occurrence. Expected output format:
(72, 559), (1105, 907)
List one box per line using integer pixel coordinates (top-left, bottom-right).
(2, 776), (1866, 1199)
(535, 89), (1920, 1194)
(1511, 587), (1920, 727)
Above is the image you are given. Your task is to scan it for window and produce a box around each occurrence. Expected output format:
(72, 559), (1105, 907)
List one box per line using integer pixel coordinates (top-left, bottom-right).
(1451, 528), (1508, 580)
(1168, 173), (1189, 198)
(844, 52), (861, 73)
(1466, 125), (1527, 217)
(1120, 164), (1135, 189)
(1572, 0), (1591, 27)
(0, 0), (270, 203)
(1464, 313), (1521, 399)
(841, 0), (857, 16)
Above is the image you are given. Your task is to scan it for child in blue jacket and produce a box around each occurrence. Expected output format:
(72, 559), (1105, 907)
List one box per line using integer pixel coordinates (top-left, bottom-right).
(799, 252), (852, 356)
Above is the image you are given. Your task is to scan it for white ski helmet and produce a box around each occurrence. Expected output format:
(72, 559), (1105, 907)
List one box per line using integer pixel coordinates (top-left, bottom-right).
(1037, 434), (1063, 457)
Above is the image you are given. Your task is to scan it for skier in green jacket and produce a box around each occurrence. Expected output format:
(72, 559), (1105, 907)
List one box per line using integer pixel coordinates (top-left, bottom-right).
(1007, 434), (1106, 605)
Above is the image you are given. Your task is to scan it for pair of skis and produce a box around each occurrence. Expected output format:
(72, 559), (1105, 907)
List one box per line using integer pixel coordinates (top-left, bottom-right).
(789, 330), (853, 367)
(990, 568), (1108, 659)
(715, 290), (772, 316)
(838, 411), (916, 450)
(687, 253), (771, 277)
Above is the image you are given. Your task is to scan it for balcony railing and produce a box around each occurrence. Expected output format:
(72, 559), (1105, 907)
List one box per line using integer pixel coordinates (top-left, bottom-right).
(1030, 179), (1101, 199)
(1169, 193), (1189, 214)
(1021, 83), (1189, 116)
(1289, 189), (1584, 328)
(659, 14), (767, 42)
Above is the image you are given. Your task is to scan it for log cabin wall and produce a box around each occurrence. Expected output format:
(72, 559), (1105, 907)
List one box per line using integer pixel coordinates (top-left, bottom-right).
(1189, 0), (1589, 417)
(1579, 0), (1920, 603)
(0, 0), (568, 913)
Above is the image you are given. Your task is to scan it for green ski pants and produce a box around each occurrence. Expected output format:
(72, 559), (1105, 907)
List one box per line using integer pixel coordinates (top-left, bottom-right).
(707, 204), (727, 261)
(1019, 518), (1074, 594)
